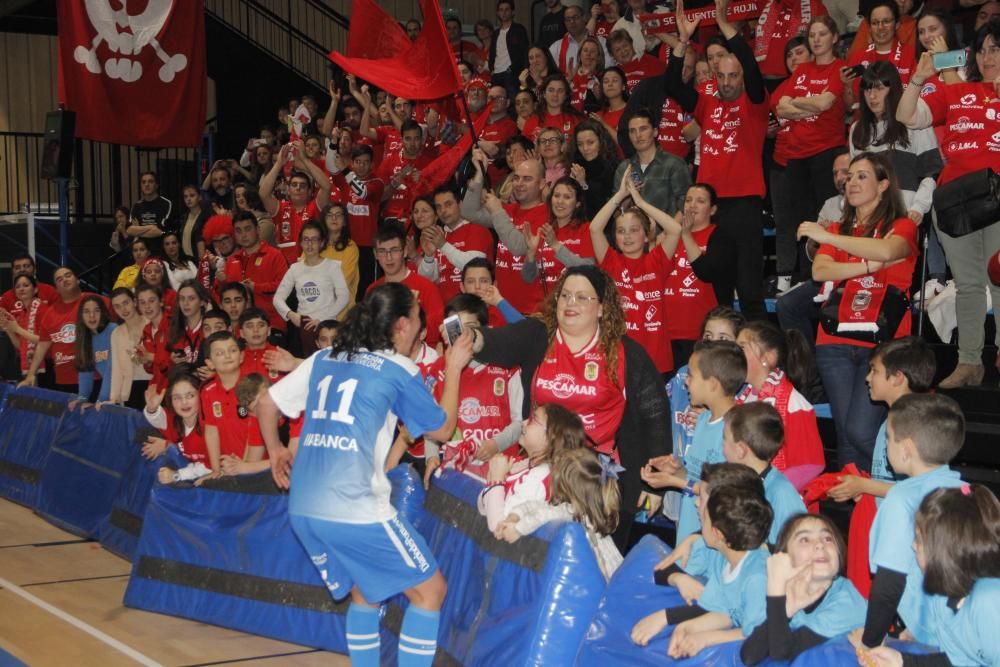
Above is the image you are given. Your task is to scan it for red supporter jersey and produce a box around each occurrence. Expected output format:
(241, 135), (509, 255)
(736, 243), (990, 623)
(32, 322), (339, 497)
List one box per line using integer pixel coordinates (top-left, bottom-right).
(38, 294), (107, 385)
(375, 151), (435, 221)
(536, 223), (596, 293)
(782, 60), (847, 159)
(770, 77), (795, 167)
(531, 329), (626, 457)
(224, 244), (289, 332)
(374, 126), (403, 163)
(159, 409), (210, 466)
(368, 271), (445, 347)
(431, 221), (496, 303)
(736, 370), (824, 471)
(815, 219), (918, 348)
(167, 321), (204, 368)
(201, 374), (263, 459)
(663, 225), (718, 341)
(593, 19), (614, 38)
(599, 107), (626, 134)
(481, 117), (518, 149)
(658, 96), (693, 159)
(432, 361), (518, 444)
(920, 80), (1000, 185)
(142, 320), (170, 390)
(847, 40), (915, 100)
(274, 199), (320, 264)
(497, 203), (550, 314)
(240, 343), (285, 383)
(0, 282), (58, 311)
(521, 111), (581, 142)
(621, 54), (666, 93)
(345, 176), (385, 247)
(694, 88), (770, 198)
(600, 247), (674, 373)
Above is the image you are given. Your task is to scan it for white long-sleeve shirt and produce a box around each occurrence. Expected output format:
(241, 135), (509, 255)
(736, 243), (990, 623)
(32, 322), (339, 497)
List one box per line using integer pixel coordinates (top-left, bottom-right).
(273, 258), (350, 322)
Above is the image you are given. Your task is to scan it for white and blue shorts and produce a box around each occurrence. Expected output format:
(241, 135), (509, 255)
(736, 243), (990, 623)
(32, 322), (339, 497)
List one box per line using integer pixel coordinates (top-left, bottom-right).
(288, 512), (438, 603)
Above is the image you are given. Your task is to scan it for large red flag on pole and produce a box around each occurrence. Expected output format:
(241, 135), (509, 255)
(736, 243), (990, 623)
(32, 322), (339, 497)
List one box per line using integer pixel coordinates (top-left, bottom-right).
(347, 0), (413, 59)
(56, 0), (207, 147)
(329, 0), (462, 101)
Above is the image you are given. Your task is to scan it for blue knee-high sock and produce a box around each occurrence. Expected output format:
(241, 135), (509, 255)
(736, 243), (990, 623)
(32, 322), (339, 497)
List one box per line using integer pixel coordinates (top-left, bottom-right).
(346, 603), (380, 667)
(398, 605), (439, 667)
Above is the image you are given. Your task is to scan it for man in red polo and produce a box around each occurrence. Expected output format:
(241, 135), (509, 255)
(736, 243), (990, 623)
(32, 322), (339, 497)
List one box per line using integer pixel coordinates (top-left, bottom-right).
(227, 212), (289, 335)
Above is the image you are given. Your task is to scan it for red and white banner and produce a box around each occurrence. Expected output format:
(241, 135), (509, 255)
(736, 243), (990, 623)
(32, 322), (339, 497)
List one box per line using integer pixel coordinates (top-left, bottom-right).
(639, 1), (761, 34)
(57, 0), (207, 147)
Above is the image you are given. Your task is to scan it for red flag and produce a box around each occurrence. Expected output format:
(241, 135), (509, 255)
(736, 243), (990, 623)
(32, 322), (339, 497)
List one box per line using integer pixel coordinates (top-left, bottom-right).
(57, 0), (207, 147)
(329, 0), (462, 101)
(347, 0), (412, 59)
(413, 102), (492, 197)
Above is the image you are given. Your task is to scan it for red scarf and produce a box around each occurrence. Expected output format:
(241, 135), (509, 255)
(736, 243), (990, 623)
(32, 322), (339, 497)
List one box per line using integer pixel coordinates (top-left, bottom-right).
(21, 298), (42, 373)
(737, 369), (791, 469)
(754, 0), (813, 63)
(558, 34), (574, 74)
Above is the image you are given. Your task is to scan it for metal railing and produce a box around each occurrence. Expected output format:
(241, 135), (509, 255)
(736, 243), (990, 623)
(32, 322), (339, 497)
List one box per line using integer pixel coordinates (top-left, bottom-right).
(205, 0), (350, 90)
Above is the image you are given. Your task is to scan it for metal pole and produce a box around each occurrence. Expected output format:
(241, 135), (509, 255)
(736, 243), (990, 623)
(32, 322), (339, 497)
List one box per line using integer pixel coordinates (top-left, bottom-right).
(57, 177), (69, 266)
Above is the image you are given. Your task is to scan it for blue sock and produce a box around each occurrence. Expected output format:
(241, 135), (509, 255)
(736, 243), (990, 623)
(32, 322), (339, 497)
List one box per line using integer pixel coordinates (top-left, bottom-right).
(398, 605), (440, 667)
(345, 603), (380, 667)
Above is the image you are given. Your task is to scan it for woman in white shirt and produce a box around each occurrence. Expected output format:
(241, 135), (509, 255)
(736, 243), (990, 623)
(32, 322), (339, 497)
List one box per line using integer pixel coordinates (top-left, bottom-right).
(273, 221), (350, 355)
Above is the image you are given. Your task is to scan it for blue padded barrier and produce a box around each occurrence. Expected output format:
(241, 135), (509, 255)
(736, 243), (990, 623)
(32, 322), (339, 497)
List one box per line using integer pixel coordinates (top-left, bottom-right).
(415, 470), (607, 667)
(97, 420), (169, 560)
(123, 466), (426, 657)
(0, 381), (13, 412)
(0, 387), (73, 507)
(36, 404), (151, 538)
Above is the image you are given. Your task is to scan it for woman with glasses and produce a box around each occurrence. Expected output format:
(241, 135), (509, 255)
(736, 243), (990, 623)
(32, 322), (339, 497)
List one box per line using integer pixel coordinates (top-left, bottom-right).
(846, 0), (918, 63)
(536, 126), (570, 188)
(318, 203), (358, 314)
(274, 221), (350, 355)
(897, 20), (1000, 388)
(470, 264), (671, 550)
(844, 0), (918, 108)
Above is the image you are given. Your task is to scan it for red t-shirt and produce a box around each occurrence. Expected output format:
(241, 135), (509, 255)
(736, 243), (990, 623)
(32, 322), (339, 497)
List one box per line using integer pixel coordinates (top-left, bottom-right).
(600, 247), (674, 373)
(374, 126), (403, 163)
(432, 361), (518, 444)
(375, 151), (435, 221)
(38, 293), (107, 386)
(521, 111), (581, 142)
(847, 40), (916, 100)
(224, 244), (289, 332)
(201, 374), (263, 459)
(535, 222), (595, 293)
(599, 107), (626, 134)
(367, 270), (445, 347)
(345, 176), (385, 247)
(782, 59), (847, 159)
(0, 282), (58, 311)
(274, 199), (320, 264)
(159, 408), (210, 466)
(770, 77), (796, 167)
(532, 329), (626, 457)
(815, 218), (919, 348)
(621, 54), (666, 93)
(921, 80), (1000, 185)
(658, 96), (693, 160)
(430, 220), (496, 303)
(142, 320), (170, 390)
(496, 203), (550, 314)
(694, 88), (770, 198)
(663, 225), (719, 340)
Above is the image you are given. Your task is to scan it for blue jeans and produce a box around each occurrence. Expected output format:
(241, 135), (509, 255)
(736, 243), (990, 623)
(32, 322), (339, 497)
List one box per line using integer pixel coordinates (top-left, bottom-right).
(815, 344), (886, 472)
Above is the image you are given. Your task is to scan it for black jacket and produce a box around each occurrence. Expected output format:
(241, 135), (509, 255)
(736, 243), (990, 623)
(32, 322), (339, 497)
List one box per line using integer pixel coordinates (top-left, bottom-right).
(488, 22), (530, 75)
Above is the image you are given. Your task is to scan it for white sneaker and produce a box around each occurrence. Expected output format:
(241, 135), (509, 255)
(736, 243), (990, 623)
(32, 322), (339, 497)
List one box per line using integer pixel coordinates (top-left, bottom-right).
(776, 276), (792, 294)
(915, 279), (945, 308)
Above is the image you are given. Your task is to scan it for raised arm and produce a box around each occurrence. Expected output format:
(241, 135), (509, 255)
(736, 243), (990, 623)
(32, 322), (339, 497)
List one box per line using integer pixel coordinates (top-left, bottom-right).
(260, 145), (291, 217)
(590, 167), (632, 262)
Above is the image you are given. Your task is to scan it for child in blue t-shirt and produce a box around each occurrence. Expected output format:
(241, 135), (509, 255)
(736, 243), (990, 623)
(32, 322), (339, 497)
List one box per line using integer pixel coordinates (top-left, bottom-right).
(828, 336), (936, 507)
(74, 295), (117, 402)
(742, 512), (867, 664)
(631, 483), (772, 658)
(859, 394), (966, 649)
(642, 340), (746, 543)
(862, 484), (1000, 667)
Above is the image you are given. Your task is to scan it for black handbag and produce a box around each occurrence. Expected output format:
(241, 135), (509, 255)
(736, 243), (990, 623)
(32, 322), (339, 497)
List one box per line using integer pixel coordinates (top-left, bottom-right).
(820, 283), (910, 344)
(933, 168), (1000, 238)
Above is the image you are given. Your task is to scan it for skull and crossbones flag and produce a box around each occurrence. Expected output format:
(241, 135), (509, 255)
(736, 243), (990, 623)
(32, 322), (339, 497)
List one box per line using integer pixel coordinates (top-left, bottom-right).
(57, 0), (207, 148)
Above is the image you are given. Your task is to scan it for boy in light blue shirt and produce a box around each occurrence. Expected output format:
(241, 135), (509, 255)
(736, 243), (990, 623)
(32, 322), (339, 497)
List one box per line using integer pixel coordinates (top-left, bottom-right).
(860, 393), (965, 648)
(641, 340), (747, 543)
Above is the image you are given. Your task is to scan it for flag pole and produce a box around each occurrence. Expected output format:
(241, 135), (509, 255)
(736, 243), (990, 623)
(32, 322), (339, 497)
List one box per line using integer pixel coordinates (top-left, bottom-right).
(457, 91), (491, 190)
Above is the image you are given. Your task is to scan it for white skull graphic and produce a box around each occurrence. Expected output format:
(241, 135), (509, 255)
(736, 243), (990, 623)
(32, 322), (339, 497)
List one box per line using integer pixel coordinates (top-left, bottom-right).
(73, 0), (188, 83)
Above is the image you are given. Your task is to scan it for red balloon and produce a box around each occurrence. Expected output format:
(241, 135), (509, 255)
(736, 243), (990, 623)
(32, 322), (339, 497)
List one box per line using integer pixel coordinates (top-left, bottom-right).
(990, 249), (1000, 287)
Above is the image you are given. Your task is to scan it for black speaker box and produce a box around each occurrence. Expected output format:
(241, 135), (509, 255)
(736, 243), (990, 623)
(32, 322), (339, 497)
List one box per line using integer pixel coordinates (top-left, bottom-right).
(40, 110), (76, 180)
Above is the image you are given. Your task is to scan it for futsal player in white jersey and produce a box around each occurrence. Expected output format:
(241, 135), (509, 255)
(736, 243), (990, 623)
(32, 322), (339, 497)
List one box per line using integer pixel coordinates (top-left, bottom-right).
(257, 282), (472, 667)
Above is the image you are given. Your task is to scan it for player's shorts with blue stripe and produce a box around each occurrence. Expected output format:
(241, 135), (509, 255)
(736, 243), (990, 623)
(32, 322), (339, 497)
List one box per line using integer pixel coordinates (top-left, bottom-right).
(288, 512), (438, 603)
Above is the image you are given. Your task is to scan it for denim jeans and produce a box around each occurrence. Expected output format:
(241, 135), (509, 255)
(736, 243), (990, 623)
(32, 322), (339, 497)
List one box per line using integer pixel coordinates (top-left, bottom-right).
(815, 344), (886, 472)
(777, 281), (821, 349)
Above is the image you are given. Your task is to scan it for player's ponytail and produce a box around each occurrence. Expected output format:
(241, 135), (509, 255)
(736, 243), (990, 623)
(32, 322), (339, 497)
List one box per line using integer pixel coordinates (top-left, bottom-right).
(332, 283), (415, 358)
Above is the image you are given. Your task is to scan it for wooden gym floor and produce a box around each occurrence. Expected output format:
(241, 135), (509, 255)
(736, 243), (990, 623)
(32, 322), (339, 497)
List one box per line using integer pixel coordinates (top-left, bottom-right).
(0, 498), (350, 667)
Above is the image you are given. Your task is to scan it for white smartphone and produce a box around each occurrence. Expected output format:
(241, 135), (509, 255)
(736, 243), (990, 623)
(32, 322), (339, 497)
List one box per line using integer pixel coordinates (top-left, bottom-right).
(442, 314), (463, 346)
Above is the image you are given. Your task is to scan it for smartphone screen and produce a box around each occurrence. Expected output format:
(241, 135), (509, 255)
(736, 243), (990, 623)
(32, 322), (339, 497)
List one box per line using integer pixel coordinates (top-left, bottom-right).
(443, 315), (463, 346)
